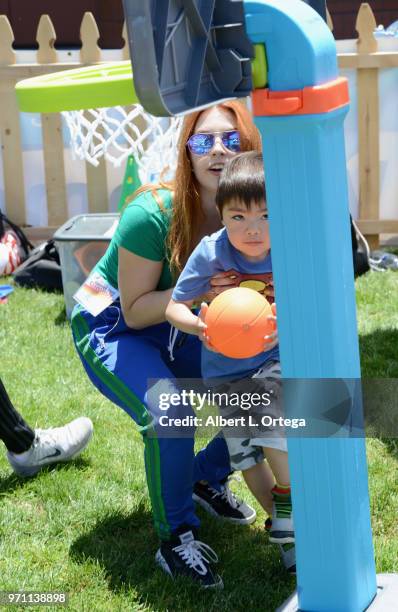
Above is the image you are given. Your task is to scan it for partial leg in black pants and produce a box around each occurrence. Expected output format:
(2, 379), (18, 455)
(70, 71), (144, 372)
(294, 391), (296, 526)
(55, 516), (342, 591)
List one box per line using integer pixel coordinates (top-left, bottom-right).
(0, 376), (35, 453)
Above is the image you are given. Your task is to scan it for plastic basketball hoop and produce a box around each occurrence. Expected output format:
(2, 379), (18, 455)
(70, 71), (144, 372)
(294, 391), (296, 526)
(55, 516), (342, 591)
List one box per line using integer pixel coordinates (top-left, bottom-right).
(16, 62), (183, 175)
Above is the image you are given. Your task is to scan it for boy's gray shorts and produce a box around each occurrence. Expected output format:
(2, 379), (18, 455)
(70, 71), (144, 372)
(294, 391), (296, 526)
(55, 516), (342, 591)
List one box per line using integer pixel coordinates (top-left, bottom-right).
(220, 361), (287, 472)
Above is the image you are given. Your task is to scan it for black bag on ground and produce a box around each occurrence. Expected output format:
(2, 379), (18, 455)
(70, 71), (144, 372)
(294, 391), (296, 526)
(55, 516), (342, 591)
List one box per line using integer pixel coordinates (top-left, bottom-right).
(12, 240), (63, 291)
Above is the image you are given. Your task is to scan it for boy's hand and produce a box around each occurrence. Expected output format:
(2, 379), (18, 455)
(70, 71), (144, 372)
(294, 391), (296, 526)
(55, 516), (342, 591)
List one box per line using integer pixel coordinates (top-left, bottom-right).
(197, 303), (218, 352)
(264, 303), (278, 351)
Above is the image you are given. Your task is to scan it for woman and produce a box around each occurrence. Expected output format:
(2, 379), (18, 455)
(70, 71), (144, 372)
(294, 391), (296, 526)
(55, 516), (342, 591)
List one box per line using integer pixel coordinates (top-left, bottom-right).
(71, 101), (275, 588)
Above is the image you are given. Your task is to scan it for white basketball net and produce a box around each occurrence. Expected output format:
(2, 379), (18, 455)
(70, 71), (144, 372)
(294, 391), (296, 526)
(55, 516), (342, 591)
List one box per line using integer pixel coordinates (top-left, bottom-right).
(62, 104), (183, 182)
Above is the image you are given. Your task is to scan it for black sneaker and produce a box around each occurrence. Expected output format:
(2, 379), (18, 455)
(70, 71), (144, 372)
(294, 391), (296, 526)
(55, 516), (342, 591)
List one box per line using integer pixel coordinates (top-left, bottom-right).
(155, 527), (223, 589)
(193, 478), (256, 525)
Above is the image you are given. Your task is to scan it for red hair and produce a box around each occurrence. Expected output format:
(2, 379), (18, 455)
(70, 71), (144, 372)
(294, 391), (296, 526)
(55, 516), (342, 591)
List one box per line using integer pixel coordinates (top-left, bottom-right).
(130, 100), (262, 277)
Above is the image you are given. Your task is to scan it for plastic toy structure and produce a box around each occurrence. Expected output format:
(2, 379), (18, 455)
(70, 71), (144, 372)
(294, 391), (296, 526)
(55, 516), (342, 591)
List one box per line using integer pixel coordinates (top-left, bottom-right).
(15, 0), (398, 609)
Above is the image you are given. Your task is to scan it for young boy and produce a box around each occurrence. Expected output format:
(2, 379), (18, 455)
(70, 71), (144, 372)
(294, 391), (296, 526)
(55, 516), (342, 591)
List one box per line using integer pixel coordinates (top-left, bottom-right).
(166, 152), (294, 546)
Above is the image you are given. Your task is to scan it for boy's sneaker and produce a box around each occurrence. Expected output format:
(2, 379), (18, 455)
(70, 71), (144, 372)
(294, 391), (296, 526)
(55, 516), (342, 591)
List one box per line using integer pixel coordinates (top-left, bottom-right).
(268, 485), (294, 544)
(7, 417), (93, 477)
(279, 543), (296, 575)
(193, 478), (256, 525)
(265, 519), (296, 574)
(156, 527), (223, 589)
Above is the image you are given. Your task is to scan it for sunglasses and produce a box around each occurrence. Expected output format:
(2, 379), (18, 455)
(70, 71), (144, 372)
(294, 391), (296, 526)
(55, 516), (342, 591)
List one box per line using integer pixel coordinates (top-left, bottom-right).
(186, 130), (241, 156)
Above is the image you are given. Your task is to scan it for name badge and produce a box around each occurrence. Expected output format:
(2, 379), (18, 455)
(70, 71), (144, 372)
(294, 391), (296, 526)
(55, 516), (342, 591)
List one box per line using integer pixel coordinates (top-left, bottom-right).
(73, 271), (119, 317)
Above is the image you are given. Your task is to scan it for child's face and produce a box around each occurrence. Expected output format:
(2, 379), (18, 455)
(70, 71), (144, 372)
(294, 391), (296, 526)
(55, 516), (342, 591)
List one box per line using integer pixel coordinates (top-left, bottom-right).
(221, 199), (270, 261)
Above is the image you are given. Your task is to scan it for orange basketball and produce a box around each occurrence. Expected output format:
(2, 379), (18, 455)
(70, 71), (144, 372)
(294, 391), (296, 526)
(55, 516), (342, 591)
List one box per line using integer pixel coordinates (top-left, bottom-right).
(205, 287), (273, 359)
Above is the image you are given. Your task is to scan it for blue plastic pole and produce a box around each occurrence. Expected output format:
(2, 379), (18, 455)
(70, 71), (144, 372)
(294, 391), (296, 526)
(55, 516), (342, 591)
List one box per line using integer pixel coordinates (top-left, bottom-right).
(243, 1), (377, 610)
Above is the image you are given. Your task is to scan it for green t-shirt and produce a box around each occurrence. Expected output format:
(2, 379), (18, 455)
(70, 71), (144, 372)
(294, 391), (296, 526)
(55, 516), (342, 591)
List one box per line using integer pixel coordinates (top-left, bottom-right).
(94, 189), (173, 291)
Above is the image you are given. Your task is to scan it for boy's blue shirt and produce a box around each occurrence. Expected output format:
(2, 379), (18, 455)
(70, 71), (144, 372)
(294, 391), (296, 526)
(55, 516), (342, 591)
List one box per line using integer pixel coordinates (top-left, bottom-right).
(172, 228), (279, 381)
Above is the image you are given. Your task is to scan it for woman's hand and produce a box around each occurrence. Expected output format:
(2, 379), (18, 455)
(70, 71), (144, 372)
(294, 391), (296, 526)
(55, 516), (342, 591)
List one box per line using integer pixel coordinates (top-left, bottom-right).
(197, 303), (218, 352)
(264, 303), (278, 351)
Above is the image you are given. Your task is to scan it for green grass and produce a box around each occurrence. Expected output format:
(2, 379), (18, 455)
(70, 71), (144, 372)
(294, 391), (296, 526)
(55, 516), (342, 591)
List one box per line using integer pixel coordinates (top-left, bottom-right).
(0, 274), (397, 611)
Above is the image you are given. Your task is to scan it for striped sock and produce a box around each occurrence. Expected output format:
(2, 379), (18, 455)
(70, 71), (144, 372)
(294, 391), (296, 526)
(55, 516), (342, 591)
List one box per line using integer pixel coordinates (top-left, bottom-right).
(272, 484), (292, 518)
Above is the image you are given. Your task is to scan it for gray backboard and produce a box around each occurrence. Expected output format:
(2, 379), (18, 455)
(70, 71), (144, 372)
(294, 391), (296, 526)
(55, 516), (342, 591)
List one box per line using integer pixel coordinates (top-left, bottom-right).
(122, 0), (255, 116)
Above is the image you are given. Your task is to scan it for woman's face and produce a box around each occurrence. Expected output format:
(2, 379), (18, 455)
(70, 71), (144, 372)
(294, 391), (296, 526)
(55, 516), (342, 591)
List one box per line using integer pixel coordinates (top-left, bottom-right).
(189, 106), (239, 196)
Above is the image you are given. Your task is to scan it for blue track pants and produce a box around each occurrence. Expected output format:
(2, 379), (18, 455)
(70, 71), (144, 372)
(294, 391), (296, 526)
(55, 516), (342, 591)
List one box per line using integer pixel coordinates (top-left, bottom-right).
(71, 302), (231, 540)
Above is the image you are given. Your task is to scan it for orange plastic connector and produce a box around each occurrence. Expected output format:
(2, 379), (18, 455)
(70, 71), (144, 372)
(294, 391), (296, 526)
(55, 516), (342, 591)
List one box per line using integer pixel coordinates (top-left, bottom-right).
(251, 77), (349, 116)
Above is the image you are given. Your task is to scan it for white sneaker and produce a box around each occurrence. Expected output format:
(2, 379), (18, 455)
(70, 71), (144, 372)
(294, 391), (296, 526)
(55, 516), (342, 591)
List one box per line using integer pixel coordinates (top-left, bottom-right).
(7, 417), (93, 477)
